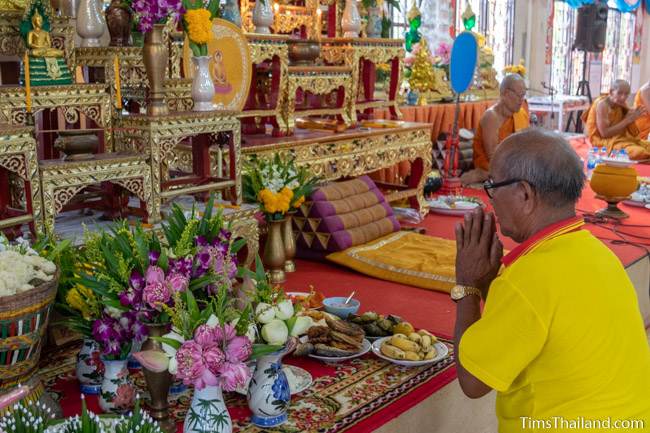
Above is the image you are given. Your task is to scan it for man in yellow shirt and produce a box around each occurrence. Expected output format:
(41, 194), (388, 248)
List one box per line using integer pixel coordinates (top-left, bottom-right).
(452, 128), (650, 432)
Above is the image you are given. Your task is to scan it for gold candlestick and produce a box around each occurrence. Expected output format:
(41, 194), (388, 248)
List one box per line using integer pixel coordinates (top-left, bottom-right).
(23, 52), (32, 114)
(113, 55), (122, 110)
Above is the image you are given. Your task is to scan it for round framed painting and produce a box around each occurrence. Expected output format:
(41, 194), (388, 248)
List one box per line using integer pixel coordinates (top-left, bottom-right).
(183, 18), (252, 111)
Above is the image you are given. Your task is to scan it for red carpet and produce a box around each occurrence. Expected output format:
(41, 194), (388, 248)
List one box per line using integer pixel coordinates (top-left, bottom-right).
(284, 138), (650, 340)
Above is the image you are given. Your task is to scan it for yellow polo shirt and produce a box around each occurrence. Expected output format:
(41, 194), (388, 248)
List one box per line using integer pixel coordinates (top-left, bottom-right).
(459, 226), (650, 432)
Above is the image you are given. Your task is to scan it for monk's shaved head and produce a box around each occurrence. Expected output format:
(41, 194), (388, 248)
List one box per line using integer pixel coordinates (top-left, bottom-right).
(500, 73), (525, 95)
(491, 128), (585, 207)
(611, 79), (631, 93)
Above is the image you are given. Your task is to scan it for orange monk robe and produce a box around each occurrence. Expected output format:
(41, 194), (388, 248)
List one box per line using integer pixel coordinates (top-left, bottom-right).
(473, 108), (530, 171)
(634, 90), (650, 140)
(583, 95), (650, 160)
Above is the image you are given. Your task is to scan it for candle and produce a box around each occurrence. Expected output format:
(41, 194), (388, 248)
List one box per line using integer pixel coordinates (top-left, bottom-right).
(273, 2), (279, 13)
(113, 55), (122, 110)
(23, 52), (31, 114)
(315, 8), (322, 41)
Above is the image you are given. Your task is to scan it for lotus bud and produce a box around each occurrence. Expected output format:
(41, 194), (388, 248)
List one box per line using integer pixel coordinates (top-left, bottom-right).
(255, 302), (276, 324)
(274, 299), (294, 320)
(290, 316), (313, 337)
(261, 319), (289, 345)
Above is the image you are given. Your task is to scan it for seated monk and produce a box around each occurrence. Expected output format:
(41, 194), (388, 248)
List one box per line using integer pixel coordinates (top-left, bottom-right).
(635, 81), (650, 140)
(582, 79), (650, 160)
(461, 74), (530, 185)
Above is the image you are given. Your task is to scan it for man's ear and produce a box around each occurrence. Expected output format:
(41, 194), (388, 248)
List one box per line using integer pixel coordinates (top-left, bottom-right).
(519, 181), (536, 216)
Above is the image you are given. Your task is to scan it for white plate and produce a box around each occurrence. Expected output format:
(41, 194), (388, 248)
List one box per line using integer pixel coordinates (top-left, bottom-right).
(623, 200), (649, 208)
(309, 339), (371, 363)
(428, 205), (478, 216)
(599, 158), (638, 168)
(236, 365), (312, 395)
(371, 337), (449, 367)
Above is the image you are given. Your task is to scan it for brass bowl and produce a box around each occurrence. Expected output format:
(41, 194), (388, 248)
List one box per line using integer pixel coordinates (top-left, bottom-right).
(287, 39), (320, 66)
(54, 130), (99, 160)
(590, 164), (638, 219)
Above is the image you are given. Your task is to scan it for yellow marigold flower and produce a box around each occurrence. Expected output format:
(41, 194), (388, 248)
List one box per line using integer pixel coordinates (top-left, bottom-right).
(293, 195), (305, 208)
(280, 187), (294, 199)
(185, 9), (212, 45)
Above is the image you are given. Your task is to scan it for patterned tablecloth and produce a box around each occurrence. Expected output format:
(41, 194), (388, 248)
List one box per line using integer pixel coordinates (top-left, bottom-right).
(40, 340), (456, 433)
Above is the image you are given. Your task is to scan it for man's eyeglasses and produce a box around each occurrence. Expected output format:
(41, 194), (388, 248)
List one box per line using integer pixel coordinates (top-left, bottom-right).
(483, 178), (525, 199)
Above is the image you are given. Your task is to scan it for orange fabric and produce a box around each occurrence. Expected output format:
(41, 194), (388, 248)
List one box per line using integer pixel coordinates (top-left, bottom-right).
(472, 108), (530, 171)
(373, 101), (496, 183)
(583, 95), (650, 160)
(634, 90), (650, 140)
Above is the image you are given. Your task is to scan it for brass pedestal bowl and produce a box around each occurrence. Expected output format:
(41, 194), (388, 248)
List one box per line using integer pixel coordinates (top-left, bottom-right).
(287, 39), (320, 66)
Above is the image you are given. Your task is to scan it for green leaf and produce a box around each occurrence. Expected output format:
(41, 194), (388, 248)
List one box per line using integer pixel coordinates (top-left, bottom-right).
(158, 248), (169, 272)
(231, 238), (246, 253)
(185, 289), (200, 322)
(251, 344), (283, 359)
(285, 316), (297, 335)
(150, 336), (183, 350)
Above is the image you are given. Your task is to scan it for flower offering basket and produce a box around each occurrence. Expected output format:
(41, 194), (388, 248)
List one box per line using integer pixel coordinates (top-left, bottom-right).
(0, 269), (59, 398)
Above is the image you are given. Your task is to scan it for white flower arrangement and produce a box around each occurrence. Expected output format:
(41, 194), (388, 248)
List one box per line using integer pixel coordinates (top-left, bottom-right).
(0, 235), (56, 297)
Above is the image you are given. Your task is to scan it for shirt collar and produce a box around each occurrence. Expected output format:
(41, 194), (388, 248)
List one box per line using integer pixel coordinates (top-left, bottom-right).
(501, 216), (585, 267)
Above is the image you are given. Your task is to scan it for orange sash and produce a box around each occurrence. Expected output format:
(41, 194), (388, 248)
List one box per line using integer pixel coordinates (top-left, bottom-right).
(473, 108), (529, 171)
(634, 90), (650, 140)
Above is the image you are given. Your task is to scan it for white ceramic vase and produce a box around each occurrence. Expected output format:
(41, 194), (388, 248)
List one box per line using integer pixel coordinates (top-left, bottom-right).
(191, 56), (216, 111)
(99, 359), (135, 414)
(76, 338), (103, 395)
(184, 385), (232, 433)
(76, 0), (105, 47)
(247, 348), (291, 428)
(365, 6), (382, 38)
(252, 0), (274, 34)
(341, 0), (361, 38)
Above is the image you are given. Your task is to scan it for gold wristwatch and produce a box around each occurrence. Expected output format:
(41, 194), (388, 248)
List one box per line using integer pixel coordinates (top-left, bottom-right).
(450, 284), (482, 302)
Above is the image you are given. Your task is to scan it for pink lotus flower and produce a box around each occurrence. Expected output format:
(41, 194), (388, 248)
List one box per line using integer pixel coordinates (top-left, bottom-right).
(143, 282), (171, 310)
(404, 55), (415, 67)
(175, 341), (205, 386)
(225, 336), (252, 363)
(167, 273), (189, 293)
(214, 323), (236, 344)
(145, 265), (165, 285)
(196, 367), (219, 390)
(194, 324), (216, 347)
(435, 42), (451, 64)
(203, 344), (226, 373)
(218, 362), (251, 392)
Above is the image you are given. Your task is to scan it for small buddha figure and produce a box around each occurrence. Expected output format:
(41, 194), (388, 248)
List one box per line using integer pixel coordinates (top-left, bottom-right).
(212, 50), (232, 94)
(27, 10), (64, 58)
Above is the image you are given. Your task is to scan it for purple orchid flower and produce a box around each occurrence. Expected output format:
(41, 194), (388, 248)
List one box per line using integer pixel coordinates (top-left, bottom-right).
(148, 251), (160, 266)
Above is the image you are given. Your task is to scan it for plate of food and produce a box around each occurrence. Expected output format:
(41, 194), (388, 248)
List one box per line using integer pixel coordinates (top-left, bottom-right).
(427, 195), (484, 216)
(287, 289), (325, 310)
(295, 312), (370, 362)
(371, 331), (448, 367)
(347, 311), (407, 341)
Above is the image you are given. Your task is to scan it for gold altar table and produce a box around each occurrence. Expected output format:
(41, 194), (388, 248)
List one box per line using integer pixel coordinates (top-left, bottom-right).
(241, 34), (289, 136)
(0, 84), (113, 151)
(242, 121), (432, 213)
(320, 38), (404, 123)
(114, 111), (242, 221)
(39, 153), (154, 232)
(283, 65), (352, 133)
(0, 125), (42, 233)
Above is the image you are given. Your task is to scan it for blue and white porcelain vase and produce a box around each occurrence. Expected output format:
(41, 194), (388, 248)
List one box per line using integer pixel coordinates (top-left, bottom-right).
(99, 358), (135, 414)
(221, 0), (242, 27)
(184, 385), (232, 433)
(76, 338), (103, 395)
(365, 6), (382, 38)
(247, 348), (291, 428)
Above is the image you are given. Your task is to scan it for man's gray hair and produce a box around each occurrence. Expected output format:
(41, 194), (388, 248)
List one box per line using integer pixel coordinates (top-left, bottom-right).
(500, 73), (525, 95)
(493, 128), (585, 207)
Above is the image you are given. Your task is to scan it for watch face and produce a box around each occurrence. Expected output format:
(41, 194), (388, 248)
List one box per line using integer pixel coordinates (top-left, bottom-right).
(451, 285), (463, 300)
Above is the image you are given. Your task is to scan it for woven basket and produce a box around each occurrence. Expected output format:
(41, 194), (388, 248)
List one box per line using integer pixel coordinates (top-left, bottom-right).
(0, 269), (59, 392)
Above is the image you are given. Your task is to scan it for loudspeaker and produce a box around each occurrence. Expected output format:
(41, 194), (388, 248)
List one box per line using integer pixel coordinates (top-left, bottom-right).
(574, 3), (608, 53)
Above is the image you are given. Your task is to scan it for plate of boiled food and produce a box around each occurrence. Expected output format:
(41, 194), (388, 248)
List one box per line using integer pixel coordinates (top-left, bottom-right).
(427, 195), (484, 216)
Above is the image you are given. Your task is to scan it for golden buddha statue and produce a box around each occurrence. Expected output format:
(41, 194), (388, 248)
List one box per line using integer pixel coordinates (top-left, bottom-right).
(27, 10), (64, 58)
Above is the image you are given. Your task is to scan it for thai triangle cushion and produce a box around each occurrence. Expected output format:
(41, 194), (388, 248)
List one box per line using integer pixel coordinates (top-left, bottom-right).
(294, 176), (400, 256)
(326, 231), (457, 293)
